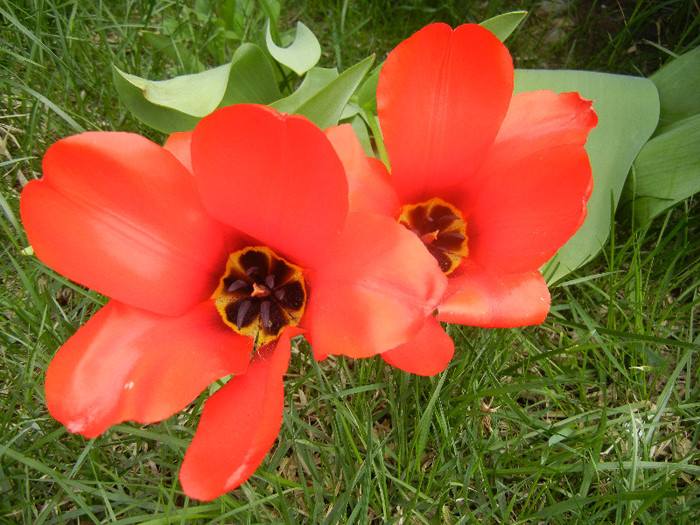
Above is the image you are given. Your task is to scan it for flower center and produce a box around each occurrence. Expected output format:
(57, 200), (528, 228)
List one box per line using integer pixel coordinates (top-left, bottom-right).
(397, 197), (468, 275)
(211, 246), (306, 347)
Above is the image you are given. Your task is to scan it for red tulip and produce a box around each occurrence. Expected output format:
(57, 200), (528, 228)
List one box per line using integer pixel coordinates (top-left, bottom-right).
(328, 23), (597, 376)
(20, 104), (446, 500)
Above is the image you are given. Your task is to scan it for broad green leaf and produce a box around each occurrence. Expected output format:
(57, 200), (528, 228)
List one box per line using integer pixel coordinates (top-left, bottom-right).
(480, 10), (528, 42)
(650, 46), (700, 132)
(514, 69), (660, 283)
(340, 100), (362, 121)
(117, 64), (231, 117)
(620, 114), (700, 225)
(356, 63), (382, 112)
(271, 67), (338, 114)
(219, 44), (281, 106)
(296, 55), (374, 129)
(349, 114), (373, 156)
(113, 43), (279, 134)
(618, 46), (700, 225)
(112, 66), (200, 133)
(275, 55), (375, 129)
(265, 20), (321, 75)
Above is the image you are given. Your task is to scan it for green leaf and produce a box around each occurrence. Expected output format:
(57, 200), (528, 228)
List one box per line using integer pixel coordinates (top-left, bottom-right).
(349, 114), (374, 156)
(274, 55), (375, 129)
(296, 55), (374, 129)
(117, 64), (232, 117)
(271, 67), (338, 114)
(617, 47), (700, 225)
(620, 114), (700, 225)
(480, 11), (528, 42)
(514, 69), (660, 283)
(219, 43), (281, 106)
(113, 43), (279, 134)
(112, 66), (200, 133)
(650, 46), (700, 132)
(356, 63), (382, 112)
(265, 20), (321, 75)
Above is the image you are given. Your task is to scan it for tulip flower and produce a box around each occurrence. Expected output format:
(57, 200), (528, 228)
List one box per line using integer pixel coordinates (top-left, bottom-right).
(20, 104), (446, 500)
(328, 23), (597, 376)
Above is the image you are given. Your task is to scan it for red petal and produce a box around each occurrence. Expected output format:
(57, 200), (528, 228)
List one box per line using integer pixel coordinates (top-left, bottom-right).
(377, 23), (513, 202)
(45, 300), (252, 438)
(179, 329), (296, 501)
(307, 212), (447, 358)
(463, 143), (593, 273)
(193, 104), (348, 269)
(381, 316), (454, 376)
(20, 132), (227, 315)
(325, 124), (399, 216)
(164, 131), (194, 174)
(436, 264), (550, 327)
(491, 91), (597, 161)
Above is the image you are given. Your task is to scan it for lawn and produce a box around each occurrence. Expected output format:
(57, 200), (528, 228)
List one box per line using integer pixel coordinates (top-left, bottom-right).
(1, 0), (699, 523)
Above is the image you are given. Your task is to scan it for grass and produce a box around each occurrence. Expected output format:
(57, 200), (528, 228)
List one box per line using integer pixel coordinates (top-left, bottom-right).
(1, 0), (699, 523)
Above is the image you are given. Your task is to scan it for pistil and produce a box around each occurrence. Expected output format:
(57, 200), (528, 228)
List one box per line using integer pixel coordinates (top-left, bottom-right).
(251, 283), (270, 298)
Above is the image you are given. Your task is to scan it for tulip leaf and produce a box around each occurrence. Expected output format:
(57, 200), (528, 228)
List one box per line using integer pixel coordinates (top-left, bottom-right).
(276, 55), (375, 129)
(340, 100), (362, 121)
(349, 114), (374, 156)
(619, 114), (700, 225)
(271, 67), (338, 114)
(514, 69), (660, 283)
(480, 11), (528, 42)
(113, 43), (280, 134)
(617, 46), (700, 225)
(356, 63), (382, 112)
(112, 66), (200, 133)
(218, 44), (281, 106)
(265, 20), (321, 75)
(649, 45), (700, 132)
(116, 64), (232, 117)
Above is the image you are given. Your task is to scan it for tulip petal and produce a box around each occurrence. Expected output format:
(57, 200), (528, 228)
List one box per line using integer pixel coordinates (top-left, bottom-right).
(491, 91), (597, 159)
(459, 91), (596, 198)
(464, 143), (593, 273)
(325, 124), (400, 216)
(436, 264), (550, 327)
(164, 131), (194, 174)
(456, 92), (596, 273)
(21, 132), (227, 315)
(308, 212), (447, 358)
(193, 104), (348, 269)
(381, 316), (454, 376)
(377, 23), (513, 202)
(179, 329), (296, 500)
(46, 300), (253, 438)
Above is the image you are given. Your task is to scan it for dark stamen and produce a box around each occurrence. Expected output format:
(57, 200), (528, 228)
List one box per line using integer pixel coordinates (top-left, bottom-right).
(211, 246), (307, 347)
(227, 279), (248, 293)
(260, 300), (271, 329)
(397, 198), (469, 275)
(236, 299), (252, 329)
